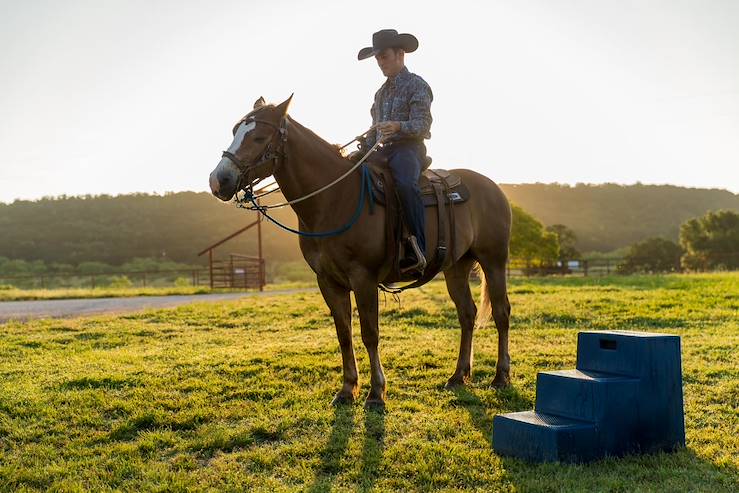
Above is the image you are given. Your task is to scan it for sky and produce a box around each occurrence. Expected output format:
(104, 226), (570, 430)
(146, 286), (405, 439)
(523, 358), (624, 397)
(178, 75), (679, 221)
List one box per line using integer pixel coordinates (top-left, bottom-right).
(1, 0), (738, 203)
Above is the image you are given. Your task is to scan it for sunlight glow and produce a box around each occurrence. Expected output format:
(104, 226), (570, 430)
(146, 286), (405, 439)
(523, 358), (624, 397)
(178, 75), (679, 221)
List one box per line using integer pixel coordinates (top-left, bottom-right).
(1, 0), (737, 202)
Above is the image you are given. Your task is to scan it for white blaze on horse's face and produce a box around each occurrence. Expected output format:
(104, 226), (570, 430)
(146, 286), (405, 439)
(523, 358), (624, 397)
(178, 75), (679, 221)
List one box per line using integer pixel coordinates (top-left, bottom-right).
(209, 120), (256, 199)
(228, 121), (256, 153)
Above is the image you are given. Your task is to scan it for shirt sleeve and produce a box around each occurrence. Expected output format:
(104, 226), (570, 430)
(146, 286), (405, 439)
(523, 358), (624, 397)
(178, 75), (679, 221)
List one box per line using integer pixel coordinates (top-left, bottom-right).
(399, 80), (433, 139)
(365, 99), (378, 147)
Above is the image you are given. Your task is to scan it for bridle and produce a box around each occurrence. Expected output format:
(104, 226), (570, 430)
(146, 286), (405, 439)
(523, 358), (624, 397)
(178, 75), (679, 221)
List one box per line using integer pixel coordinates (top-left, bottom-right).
(221, 114), (288, 191)
(217, 105), (385, 238)
(220, 109), (381, 216)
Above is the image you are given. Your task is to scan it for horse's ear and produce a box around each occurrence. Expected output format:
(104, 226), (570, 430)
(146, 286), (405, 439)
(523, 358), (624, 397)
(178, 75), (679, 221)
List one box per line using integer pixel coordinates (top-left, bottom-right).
(275, 93), (294, 117)
(253, 96), (266, 109)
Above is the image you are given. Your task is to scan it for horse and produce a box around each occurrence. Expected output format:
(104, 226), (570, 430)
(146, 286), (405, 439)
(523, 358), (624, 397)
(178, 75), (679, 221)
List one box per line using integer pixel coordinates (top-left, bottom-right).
(209, 95), (512, 409)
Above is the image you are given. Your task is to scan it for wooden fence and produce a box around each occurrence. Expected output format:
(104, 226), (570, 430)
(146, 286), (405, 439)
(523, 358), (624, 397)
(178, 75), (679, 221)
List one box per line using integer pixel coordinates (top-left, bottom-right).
(2, 256), (734, 291)
(0, 262), (263, 291)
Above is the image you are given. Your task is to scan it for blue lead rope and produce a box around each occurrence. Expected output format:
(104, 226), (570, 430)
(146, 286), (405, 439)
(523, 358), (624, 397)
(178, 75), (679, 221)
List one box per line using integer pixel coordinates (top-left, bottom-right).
(246, 165), (375, 238)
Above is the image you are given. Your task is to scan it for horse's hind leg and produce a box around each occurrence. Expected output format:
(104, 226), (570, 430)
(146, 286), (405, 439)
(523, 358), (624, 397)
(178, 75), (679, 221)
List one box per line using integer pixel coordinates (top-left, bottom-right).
(477, 255), (512, 387)
(444, 255), (478, 388)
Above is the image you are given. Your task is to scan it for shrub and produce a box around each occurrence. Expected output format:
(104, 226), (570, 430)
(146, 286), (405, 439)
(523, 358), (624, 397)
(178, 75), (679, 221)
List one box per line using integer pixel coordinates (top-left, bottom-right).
(174, 276), (191, 287)
(618, 238), (683, 274)
(108, 275), (134, 288)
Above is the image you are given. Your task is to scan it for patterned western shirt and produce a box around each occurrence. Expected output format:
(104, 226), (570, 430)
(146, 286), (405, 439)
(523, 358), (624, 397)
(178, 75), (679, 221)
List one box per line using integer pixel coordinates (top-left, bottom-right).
(365, 66), (433, 147)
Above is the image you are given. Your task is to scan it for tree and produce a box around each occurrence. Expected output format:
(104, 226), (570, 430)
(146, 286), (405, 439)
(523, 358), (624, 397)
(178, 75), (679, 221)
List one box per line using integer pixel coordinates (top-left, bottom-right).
(510, 205), (559, 265)
(680, 210), (739, 271)
(618, 238), (683, 274)
(546, 224), (581, 260)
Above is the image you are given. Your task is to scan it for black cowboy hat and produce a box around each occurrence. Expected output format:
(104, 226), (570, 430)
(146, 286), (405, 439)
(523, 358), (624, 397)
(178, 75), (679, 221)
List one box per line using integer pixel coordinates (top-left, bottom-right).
(357, 29), (419, 60)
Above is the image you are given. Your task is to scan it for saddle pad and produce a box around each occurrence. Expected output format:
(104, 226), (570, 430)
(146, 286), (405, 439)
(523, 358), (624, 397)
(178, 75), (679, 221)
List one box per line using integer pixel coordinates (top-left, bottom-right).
(369, 167), (470, 207)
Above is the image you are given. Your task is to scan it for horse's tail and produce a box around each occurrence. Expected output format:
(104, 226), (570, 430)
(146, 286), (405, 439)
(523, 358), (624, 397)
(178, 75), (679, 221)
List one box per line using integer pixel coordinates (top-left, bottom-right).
(474, 263), (492, 328)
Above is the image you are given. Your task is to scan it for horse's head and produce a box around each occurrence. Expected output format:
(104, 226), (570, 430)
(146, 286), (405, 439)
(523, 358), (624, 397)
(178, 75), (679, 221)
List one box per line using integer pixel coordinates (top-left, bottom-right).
(209, 95), (292, 201)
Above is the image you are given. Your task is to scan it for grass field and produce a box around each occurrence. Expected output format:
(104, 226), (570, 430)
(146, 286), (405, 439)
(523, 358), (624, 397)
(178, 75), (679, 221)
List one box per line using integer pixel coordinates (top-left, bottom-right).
(0, 273), (737, 491)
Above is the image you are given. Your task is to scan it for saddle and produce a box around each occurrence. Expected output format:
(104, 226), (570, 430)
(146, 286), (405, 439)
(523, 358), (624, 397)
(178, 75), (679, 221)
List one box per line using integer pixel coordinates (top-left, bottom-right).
(363, 153), (470, 292)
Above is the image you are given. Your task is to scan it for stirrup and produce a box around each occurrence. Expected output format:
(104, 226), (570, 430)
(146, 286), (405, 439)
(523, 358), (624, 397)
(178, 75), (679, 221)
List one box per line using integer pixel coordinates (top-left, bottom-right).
(400, 236), (427, 274)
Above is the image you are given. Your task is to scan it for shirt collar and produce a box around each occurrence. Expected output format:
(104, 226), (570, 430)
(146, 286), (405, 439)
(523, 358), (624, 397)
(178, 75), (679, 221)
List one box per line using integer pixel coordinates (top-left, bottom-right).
(387, 66), (410, 87)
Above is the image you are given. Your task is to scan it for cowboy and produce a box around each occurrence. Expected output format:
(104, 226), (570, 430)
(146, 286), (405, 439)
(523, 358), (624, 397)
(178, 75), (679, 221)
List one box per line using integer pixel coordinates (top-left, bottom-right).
(358, 29), (433, 274)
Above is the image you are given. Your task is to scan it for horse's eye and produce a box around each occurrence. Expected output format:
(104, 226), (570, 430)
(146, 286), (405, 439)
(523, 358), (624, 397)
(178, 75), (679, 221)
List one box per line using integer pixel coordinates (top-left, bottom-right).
(254, 137), (267, 143)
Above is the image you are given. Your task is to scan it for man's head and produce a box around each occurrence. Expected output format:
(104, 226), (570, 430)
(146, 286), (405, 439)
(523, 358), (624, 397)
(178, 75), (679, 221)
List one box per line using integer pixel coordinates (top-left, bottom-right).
(357, 29), (418, 68)
(375, 47), (405, 78)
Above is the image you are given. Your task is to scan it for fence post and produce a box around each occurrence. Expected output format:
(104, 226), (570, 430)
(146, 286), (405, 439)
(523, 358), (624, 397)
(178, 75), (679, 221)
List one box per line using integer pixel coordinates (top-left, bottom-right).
(91, 275), (96, 289)
(209, 250), (214, 289)
(229, 255), (234, 288)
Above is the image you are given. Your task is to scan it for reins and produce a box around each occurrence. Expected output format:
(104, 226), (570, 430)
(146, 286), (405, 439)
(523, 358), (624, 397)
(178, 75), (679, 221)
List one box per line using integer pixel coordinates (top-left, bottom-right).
(229, 117), (381, 238)
(244, 139), (381, 210)
(244, 165), (375, 238)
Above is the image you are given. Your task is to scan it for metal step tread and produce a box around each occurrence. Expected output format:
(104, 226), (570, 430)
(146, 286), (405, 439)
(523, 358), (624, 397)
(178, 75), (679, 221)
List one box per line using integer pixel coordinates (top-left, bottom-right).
(497, 410), (595, 428)
(540, 369), (639, 382)
(493, 411), (600, 462)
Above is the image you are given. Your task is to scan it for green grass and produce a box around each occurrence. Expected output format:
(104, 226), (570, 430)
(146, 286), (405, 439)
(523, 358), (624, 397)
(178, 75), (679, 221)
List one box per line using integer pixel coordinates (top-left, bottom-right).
(0, 282), (317, 302)
(0, 273), (737, 491)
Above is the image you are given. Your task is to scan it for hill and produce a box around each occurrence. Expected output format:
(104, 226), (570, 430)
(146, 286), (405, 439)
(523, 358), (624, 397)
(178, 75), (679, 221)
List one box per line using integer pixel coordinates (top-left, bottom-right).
(499, 183), (738, 252)
(0, 184), (736, 265)
(0, 192), (302, 265)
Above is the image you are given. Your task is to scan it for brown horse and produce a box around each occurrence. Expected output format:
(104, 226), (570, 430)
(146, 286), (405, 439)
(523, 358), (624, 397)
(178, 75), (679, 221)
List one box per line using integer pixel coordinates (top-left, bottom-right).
(209, 96), (512, 408)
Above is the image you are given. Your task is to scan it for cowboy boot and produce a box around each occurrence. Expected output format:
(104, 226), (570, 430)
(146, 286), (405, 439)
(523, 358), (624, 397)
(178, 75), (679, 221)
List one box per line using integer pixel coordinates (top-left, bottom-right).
(400, 235), (427, 275)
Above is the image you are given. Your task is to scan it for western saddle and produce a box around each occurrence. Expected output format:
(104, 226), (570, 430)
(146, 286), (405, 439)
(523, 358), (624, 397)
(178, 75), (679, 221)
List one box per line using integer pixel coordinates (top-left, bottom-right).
(361, 151), (470, 292)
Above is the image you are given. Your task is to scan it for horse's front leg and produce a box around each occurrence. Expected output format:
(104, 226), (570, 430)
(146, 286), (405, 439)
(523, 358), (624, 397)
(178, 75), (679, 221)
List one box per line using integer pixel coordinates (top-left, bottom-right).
(317, 275), (359, 405)
(351, 274), (386, 409)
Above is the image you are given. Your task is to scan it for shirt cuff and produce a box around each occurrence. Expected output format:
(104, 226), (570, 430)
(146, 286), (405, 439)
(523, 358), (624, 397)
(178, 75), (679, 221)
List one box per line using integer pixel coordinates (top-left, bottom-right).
(399, 121), (418, 136)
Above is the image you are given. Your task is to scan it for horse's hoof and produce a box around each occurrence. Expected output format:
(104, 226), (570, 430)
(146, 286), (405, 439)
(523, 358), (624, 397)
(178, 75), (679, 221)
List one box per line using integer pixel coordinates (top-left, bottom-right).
(364, 398), (386, 412)
(491, 376), (511, 389)
(331, 391), (355, 406)
(444, 377), (466, 390)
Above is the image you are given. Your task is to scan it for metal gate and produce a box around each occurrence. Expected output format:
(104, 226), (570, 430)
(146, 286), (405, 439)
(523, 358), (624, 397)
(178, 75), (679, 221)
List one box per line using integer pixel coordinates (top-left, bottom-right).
(209, 254), (265, 290)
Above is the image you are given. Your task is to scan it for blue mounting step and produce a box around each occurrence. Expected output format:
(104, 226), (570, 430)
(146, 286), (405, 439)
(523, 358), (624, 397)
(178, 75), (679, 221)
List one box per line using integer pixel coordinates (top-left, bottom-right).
(492, 331), (685, 463)
(493, 411), (598, 463)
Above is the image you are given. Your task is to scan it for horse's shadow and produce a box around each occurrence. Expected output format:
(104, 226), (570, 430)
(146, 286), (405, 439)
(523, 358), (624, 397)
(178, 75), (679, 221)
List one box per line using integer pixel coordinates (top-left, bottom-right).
(307, 404), (386, 492)
(307, 405), (355, 492)
(359, 407), (386, 491)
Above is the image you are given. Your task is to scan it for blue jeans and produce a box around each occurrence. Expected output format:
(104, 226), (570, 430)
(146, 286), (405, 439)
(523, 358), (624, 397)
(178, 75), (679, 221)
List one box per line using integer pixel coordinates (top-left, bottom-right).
(383, 141), (426, 254)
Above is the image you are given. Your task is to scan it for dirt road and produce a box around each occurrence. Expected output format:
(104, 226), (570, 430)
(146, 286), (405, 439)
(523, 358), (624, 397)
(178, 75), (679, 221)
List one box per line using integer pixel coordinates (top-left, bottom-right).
(0, 289), (317, 322)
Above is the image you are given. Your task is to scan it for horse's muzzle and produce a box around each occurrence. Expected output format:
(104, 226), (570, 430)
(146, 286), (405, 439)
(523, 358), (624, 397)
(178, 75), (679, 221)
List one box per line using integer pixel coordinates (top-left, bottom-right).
(209, 160), (239, 201)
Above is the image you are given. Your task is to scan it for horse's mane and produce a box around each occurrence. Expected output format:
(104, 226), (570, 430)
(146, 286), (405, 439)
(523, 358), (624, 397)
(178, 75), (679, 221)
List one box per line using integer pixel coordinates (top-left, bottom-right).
(239, 104), (351, 165)
(285, 116), (351, 164)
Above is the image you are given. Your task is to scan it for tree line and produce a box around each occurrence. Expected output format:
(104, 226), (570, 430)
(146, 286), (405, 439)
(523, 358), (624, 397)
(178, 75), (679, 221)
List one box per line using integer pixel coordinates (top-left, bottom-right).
(1, 184), (736, 273)
(500, 183), (738, 252)
(0, 192), (301, 266)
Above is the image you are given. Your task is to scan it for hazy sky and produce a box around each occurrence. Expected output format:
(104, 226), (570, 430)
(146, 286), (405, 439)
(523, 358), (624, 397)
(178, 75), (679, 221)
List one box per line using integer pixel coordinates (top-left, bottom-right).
(1, 0), (737, 203)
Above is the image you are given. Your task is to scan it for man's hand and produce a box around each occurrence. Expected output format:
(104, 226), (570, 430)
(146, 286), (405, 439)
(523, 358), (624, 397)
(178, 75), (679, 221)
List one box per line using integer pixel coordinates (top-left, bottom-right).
(376, 121), (401, 141)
